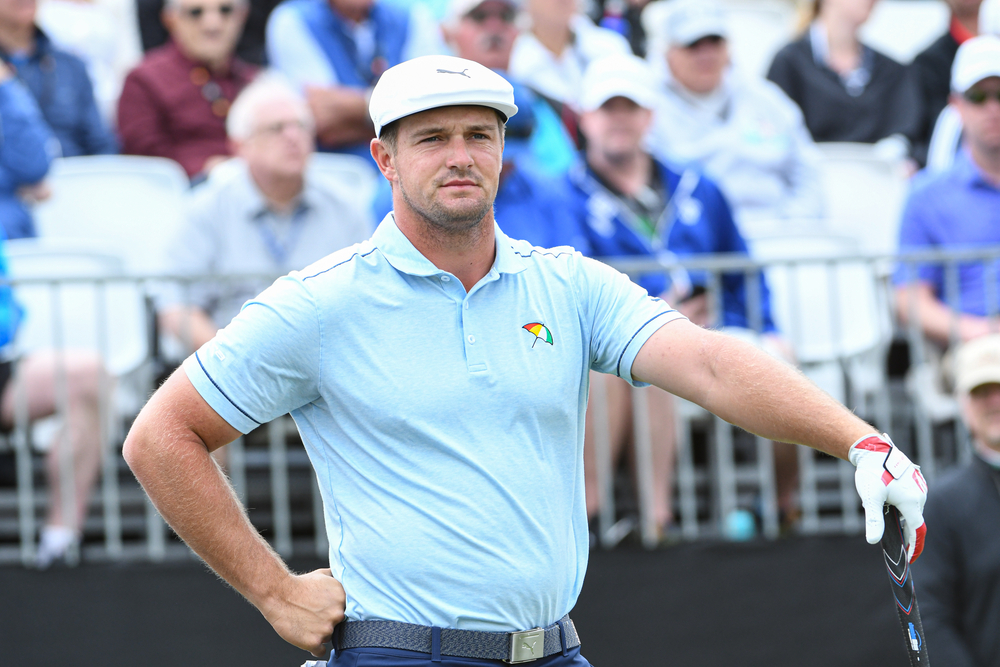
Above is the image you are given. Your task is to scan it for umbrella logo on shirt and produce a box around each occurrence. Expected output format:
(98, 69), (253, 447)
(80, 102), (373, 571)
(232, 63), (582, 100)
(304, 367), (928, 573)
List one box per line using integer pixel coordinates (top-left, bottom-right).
(522, 322), (553, 348)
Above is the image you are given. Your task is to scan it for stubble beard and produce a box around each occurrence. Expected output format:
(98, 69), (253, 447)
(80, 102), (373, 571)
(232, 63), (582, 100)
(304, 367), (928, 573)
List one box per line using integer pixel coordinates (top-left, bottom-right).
(397, 171), (494, 238)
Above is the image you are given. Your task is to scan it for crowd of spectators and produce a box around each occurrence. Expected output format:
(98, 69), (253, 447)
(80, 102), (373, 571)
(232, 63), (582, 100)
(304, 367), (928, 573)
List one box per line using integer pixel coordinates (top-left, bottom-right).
(0, 0), (998, 591)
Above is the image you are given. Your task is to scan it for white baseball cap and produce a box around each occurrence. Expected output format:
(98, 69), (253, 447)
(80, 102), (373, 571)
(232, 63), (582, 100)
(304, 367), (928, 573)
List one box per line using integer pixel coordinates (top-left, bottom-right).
(664, 0), (728, 47)
(444, 0), (519, 26)
(580, 54), (657, 112)
(951, 35), (1000, 94)
(368, 55), (518, 137)
(955, 334), (1000, 394)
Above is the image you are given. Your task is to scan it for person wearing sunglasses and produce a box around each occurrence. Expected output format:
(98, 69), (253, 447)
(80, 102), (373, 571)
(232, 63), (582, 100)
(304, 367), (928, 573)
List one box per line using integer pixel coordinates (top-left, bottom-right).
(117, 0), (257, 179)
(925, 0), (1000, 173)
(895, 35), (1000, 350)
(646, 0), (824, 242)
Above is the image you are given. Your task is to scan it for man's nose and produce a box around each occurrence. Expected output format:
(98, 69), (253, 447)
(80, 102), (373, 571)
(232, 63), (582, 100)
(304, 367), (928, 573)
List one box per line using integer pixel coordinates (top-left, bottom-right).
(445, 137), (475, 168)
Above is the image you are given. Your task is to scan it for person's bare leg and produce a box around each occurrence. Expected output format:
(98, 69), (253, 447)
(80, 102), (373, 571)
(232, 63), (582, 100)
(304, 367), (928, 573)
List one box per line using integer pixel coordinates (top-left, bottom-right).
(584, 372), (632, 521)
(773, 441), (800, 521)
(1, 350), (107, 531)
(644, 387), (677, 532)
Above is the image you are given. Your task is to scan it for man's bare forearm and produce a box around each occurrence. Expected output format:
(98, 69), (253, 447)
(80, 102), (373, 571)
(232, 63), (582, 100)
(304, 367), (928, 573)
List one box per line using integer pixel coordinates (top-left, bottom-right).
(123, 373), (291, 609)
(634, 320), (874, 459)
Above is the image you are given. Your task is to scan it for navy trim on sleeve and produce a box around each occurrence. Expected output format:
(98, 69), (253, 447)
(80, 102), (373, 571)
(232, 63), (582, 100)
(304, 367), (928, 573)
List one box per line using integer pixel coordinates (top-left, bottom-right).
(303, 248), (377, 281)
(195, 351), (262, 426)
(615, 310), (677, 378)
(512, 248), (576, 259)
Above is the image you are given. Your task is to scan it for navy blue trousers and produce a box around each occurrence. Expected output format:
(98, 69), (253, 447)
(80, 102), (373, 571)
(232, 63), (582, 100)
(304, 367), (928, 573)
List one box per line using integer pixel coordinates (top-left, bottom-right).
(328, 646), (592, 667)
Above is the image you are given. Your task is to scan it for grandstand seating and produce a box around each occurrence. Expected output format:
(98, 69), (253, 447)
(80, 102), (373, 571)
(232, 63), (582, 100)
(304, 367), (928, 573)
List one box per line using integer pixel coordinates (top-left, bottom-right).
(859, 0), (950, 64)
(814, 142), (910, 256)
(31, 155), (189, 275)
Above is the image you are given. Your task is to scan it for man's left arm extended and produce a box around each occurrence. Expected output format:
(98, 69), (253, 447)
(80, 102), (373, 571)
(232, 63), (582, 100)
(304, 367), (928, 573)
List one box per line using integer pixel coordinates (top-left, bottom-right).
(632, 319), (927, 560)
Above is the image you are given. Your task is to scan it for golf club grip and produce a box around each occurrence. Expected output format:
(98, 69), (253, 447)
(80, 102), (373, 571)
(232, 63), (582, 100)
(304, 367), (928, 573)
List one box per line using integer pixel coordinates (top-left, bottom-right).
(880, 504), (930, 666)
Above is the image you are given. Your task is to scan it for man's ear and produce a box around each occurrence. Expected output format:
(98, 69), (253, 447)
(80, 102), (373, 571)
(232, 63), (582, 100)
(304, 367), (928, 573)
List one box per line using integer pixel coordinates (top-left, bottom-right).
(371, 138), (397, 183)
(160, 7), (176, 32)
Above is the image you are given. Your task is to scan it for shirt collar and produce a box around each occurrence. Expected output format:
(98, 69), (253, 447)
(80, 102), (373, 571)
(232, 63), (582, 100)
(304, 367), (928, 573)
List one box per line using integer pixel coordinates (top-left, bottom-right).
(221, 159), (311, 220)
(371, 213), (528, 278)
(953, 149), (1000, 190)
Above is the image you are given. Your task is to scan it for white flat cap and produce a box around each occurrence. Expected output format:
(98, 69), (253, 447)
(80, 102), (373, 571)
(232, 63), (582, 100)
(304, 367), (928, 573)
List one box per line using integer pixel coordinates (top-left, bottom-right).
(368, 55), (518, 137)
(952, 35), (1000, 93)
(580, 54), (657, 112)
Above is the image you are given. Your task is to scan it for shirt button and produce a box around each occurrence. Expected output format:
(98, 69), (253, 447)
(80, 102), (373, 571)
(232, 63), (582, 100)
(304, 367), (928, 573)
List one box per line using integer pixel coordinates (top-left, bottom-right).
(440, 275), (451, 282)
(467, 335), (476, 344)
(464, 302), (469, 310)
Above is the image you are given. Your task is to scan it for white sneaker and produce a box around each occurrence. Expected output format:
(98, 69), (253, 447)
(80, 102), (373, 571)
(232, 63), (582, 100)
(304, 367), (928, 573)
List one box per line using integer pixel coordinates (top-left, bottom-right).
(36, 525), (78, 569)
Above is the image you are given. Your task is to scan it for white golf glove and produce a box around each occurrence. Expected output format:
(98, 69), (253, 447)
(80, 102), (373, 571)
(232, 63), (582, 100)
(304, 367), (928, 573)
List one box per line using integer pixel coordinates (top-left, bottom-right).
(849, 433), (928, 563)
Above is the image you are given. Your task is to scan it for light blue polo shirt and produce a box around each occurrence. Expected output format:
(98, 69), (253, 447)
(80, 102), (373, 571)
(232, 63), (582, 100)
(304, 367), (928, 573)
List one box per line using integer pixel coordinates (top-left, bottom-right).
(183, 214), (683, 632)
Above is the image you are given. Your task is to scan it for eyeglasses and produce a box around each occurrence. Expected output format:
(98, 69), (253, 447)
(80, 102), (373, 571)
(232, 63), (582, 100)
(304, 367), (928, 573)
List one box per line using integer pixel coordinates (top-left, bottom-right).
(467, 5), (517, 24)
(254, 119), (312, 137)
(181, 3), (236, 20)
(964, 88), (1000, 105)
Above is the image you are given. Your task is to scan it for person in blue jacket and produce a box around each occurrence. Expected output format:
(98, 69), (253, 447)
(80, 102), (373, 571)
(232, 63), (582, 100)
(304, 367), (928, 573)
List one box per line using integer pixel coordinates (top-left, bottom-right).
(0, 0), (117, 161)
(561, 54), (799, 533)
(266, 0), (445, 158)
(0, 60), (54, 239)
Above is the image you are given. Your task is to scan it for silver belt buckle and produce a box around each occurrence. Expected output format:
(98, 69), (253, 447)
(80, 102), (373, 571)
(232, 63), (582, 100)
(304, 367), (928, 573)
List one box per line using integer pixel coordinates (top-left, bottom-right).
(507, 628), (545, 664)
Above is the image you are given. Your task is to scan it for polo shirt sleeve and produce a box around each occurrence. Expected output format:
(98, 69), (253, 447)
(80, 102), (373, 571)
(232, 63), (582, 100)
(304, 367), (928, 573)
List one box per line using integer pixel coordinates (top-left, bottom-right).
(574, 255), (685, 387)
(182, 274), (322, 433)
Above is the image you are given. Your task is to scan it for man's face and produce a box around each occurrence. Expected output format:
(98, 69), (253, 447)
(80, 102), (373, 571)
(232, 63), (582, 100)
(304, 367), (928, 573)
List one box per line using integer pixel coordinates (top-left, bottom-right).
(235, 98), (315, 180)
(580, 96), (652, 163)
(163, 0), (248, 65)
(666, 36), (729, 95)
(955, 76), (1000, 152)
(527, 0), (577, 27)
(447, 1), (519, 71)
(964, 382), (1000, 451)
(945, 0), (983, 17)
(329, 0), (374, 18)
(382, 106), (504, 235)
(0, 0), (36, 30)
(822, 0), (878, 25)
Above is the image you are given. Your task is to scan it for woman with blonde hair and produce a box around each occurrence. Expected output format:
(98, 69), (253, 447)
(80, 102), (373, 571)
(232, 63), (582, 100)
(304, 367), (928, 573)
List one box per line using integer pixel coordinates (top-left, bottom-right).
(766, 0), (922, 157)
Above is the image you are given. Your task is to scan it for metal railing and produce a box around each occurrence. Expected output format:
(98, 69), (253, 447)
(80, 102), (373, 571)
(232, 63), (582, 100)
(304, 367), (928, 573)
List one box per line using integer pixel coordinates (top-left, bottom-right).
(1, 245), (996, 565)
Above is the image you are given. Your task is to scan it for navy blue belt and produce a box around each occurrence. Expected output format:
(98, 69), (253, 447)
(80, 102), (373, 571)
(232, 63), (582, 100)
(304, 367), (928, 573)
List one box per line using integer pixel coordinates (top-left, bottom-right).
(333, 614), (581, 664)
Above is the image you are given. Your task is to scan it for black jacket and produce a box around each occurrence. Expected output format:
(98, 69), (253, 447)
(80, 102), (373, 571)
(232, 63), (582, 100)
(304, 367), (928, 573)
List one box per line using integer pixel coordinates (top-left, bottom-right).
(911, 31), (961, 166)
(912, 456), (1000, 667)
(766, 35), (923, 150)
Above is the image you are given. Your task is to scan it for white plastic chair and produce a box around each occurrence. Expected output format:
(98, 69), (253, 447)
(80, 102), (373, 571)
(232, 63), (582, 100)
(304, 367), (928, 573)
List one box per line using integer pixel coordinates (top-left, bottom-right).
(307, 152), (380, 213)
(815, 142), (910, 256)
(859, 0), (950, 64)
(5, 238), (150, 377)
(31, 155), (189, 275)
(750, 233), (893, 421)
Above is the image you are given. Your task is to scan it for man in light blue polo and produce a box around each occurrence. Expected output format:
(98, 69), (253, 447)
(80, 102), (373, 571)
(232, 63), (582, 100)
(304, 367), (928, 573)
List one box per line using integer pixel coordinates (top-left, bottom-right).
(123, 55), (929, 666)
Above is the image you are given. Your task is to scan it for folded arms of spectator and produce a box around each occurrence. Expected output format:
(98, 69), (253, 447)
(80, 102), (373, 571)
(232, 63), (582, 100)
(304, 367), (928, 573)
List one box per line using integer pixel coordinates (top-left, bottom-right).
(0, 66), (55, 185)
(304, 85), (375, 149)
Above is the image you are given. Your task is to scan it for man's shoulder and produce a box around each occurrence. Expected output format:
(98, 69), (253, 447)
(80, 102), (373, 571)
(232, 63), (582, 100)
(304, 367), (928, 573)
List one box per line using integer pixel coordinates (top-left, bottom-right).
(906, 163), (973, 206)
(913, 31), (959, 70)
(925, 460), (991, 516)
(125, 44), (185, 86)
(734, 74), (803, 120)
(293, 239), (380, 287)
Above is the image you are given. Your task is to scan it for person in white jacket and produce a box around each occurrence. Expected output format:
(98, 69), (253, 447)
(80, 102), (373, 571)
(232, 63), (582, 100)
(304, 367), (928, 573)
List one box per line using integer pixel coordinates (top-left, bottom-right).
(646, 0), (824, 241)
